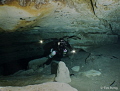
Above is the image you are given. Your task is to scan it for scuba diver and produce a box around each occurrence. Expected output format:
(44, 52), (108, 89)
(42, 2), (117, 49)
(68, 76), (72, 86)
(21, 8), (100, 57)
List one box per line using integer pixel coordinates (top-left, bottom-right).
(43, 38), (72, 65)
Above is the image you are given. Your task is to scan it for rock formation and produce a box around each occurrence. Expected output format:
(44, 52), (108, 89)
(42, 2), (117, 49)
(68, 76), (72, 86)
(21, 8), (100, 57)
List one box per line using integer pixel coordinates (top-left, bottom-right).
(28, 57), (48, 70)
(71, 66), (80, 72)
(0, 0), (119, 75)
(0, 0), (119, 50)
(82, 69), (101, 77)
(55, 61), (71, 83)
(0, 82), (78, 91)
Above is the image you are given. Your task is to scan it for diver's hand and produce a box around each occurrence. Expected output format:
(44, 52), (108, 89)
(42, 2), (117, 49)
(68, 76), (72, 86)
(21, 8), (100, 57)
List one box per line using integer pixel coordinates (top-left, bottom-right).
(49, 51), (56, 58)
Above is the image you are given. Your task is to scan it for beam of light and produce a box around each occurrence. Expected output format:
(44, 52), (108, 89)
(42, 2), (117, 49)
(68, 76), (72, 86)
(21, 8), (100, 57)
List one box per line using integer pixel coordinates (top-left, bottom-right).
(39, 40), (43, 44)
(71, 49), (76, 54)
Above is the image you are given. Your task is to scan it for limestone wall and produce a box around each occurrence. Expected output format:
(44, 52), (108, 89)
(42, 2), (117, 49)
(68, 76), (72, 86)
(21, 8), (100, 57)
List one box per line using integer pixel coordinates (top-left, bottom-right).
(0, 0), (119, 74)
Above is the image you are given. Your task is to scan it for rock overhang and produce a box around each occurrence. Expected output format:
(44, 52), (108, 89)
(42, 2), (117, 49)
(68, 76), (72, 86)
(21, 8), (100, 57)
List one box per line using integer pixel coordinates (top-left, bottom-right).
(0, 0), (119, 66)
(0, 0), (119, 32)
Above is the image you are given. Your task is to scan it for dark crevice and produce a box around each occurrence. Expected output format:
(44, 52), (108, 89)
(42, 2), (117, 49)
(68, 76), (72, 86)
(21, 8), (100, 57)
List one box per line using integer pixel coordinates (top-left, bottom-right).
(109, 23), (113, 33)
(85, 53), (91, 64)
(109, 23), (112, 30)
(108, 23), (117, 35)
(90, 0), (96, 17)
(94, 1), (97, 8)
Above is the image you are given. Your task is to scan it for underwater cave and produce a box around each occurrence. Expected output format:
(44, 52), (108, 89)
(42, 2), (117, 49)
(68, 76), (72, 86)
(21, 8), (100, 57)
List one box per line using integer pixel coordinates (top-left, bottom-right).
(0, 0), (120, 91)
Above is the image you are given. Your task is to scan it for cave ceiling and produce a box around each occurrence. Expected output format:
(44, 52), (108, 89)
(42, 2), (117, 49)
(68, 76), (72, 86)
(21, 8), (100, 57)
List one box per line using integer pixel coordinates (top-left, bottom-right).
(0, 0), (120, 52)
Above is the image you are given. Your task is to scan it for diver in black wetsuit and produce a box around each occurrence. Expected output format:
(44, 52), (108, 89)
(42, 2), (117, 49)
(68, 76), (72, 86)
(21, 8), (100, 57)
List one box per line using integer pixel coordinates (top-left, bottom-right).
(44, 38), (72, 65)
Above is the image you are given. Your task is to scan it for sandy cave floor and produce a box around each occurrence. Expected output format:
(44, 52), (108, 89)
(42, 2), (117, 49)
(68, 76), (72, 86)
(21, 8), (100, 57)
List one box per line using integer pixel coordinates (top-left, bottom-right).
(0, 44), (120, 91)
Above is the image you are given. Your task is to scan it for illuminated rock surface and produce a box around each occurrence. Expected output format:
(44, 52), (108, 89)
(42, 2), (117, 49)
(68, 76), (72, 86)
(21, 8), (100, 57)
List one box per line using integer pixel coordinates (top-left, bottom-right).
(0, 82), (78, 91)
(82, 69), (101, 77)
(55, 61), (71, 83)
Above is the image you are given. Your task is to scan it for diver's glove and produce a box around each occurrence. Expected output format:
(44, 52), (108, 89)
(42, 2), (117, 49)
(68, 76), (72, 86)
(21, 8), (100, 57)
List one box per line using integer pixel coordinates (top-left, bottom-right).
(49, 48), (56, 58)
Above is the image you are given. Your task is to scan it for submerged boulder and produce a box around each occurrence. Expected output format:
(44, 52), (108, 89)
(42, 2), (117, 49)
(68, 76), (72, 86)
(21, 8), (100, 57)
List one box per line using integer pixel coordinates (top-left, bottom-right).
(71, 66), (80, 72)
(28, 57), (48, 70)
(83, 69), (101, 77)
(55, 61), (71, 83)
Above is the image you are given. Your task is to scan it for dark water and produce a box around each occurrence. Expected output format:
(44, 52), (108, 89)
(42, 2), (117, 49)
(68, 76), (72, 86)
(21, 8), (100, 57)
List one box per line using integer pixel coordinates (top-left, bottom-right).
(0, 31), (44, 75)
